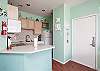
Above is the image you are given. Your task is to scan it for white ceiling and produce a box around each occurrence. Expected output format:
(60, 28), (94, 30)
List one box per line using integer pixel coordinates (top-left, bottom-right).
(8, 0), (88, 16)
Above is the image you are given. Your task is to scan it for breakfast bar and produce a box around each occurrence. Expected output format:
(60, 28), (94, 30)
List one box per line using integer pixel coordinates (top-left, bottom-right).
(0, 45), (54, 71)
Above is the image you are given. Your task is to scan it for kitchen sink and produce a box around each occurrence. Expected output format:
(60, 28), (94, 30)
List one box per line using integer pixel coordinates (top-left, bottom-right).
(12, 43), (26, 46)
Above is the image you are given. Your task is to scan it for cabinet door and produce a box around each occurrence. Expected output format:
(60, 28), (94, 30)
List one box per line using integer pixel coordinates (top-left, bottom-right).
(34, 21), (42, 34)
(28, 20), (34, 29)
(20, 19), (28, 29)
(8, 4), (18, 20)
(8, 19), (21, 33)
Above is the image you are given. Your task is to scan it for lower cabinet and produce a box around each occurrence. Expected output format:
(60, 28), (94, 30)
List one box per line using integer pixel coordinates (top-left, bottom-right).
(0, 50), (52, 71)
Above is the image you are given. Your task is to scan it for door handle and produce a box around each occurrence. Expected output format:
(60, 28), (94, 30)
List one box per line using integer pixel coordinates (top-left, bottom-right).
(90, 37), (96, 47)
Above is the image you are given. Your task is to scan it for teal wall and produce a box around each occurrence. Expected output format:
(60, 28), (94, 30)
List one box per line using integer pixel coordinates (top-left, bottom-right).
(70, 0), (100, 70)
(64, 4), (71, 62)
(43, 15), (53, 32)
(71, 0), (100, 19)
(53, 4), (64, 63)
(0, 0), (8, 49)
(19, 11), (43, 21)
(53, 4), (71, 63)
(98, 7), (100, 70)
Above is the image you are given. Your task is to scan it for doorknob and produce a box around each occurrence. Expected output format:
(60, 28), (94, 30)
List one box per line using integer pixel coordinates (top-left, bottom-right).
(90, 37), (96, 47)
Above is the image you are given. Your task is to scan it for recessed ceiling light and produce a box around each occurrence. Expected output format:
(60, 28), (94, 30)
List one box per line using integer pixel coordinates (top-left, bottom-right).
(42, 9), (45, 12)
(18, 5), (23, 7)
(26, 4), (30, 6)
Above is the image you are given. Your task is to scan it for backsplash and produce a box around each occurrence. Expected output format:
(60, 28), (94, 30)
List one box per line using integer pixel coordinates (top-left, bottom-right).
(8, 30), (34, 42)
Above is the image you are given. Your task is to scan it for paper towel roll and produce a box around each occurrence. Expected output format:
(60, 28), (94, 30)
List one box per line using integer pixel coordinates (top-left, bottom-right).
(34, 37), (38, 47)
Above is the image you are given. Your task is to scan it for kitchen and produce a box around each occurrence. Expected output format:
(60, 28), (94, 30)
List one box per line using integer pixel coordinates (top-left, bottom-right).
(0, 0), (54, 71)
(0, 0), (100, 71)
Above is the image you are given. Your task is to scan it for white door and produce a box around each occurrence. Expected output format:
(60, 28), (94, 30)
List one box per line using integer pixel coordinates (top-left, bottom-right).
(72, 15), (96, 69)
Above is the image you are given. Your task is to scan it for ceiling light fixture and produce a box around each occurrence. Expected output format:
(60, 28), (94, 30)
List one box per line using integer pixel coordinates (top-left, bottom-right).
(26, 4), (30, 6)
(42, 9), (45, 12)
(18, 5), (23, 7)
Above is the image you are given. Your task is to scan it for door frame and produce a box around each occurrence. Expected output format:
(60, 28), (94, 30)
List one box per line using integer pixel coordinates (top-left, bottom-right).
(72, 14), (98, 70)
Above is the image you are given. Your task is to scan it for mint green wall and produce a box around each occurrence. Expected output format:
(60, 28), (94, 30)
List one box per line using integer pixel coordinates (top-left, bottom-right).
(53, 4), (64, 63)
(19, 11), (43, 21)
(98, 7), (100, 70)
(71, 0), (100, 19)
(0, 0), (8, 49)
(53, 4), (71, 63)
(43, 15), (53, 32)
(64, 4), (71, 62)
(70, 0), (100, 70)
(48, 15), (53, 32)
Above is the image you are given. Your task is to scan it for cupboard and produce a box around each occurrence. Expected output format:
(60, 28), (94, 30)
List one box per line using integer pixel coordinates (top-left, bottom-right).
(20, 18), (34, 29)
(8, 19), (21, 33)
(8, 4), (18, 20)
(8, 5), (21, 33)
(34, 21), (42, 34)
(28, 20), (34, 29)
(20, 18), (28, 29)
(20, 18), (42, 34)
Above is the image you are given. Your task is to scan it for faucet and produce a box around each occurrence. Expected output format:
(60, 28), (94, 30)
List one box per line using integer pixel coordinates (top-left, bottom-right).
(25, 35), (34, 42)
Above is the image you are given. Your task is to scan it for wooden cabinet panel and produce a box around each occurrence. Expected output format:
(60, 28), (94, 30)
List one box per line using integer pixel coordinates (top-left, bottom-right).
(28, 20), (34, 29)
(34, 21), (42, 34)
(8, 4), (18, 20)
(20, 18), (42, 33)
(20, 18), (34, 29)
(20, 19), (28, 29)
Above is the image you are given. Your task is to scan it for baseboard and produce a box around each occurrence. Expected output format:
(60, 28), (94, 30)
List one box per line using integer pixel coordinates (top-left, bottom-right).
(53, 58), (64, 64)
(63, 59), (71, 64)
(53, 58), (71, 64)
(72, 60), (96, 70)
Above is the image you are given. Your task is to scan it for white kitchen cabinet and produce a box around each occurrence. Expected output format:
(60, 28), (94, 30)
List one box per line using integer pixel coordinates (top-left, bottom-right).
(8, 4), (18, 20)
(34, 21), (42, 34)
(8, 19), (21, 33)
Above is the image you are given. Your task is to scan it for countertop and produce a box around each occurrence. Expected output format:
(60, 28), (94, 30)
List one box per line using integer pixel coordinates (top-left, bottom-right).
(0, 44), (55, 54)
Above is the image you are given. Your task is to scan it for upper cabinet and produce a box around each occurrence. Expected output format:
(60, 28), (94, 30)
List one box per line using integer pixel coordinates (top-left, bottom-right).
(20, 18), (42, 34)
(20, 18), (28, 29)
(28, 20), (34, 29)
(34, 21), (42, 34)
(7, 5), (21, 33)
(8, 19), (21, 33)
(20, 18), (34, 29)
(8, 4), (18, 20)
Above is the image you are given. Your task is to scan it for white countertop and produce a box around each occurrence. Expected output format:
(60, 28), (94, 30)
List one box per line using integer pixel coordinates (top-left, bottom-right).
(0, 44), (55, 54)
